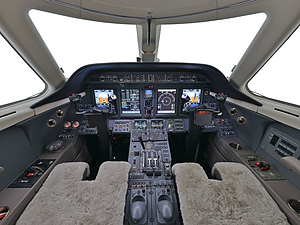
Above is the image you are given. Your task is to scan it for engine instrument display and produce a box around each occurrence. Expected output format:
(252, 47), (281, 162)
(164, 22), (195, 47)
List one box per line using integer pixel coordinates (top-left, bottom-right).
(121, 89), (140, 114)
(182, 89), (201, 104)
(157, 89), (176, 114)
(151, 120), (164, 129)
(94, 89), (114, 106)
(134, 120), (147, 130)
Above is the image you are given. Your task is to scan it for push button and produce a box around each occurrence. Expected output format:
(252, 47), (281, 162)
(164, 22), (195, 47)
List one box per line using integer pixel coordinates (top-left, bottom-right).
(26, 173), (35, 177)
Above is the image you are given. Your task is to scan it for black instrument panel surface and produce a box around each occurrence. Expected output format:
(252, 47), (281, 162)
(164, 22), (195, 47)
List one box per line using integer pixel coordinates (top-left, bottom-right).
(31, 63), (261, 109)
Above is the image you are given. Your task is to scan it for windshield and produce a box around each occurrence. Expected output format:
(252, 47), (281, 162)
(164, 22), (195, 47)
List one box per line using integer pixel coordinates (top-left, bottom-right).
(29, 10), (138, 78)
(159, 13), (266, 77)
(0, 33), (45, 106)
(30, 10), (265, 79)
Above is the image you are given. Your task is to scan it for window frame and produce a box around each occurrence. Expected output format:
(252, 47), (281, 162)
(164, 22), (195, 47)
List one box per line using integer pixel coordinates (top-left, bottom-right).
(246, 23), (300, 108)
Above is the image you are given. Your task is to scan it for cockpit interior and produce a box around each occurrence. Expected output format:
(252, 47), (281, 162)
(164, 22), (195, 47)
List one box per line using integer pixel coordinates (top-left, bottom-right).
(0, 0), (299, 224)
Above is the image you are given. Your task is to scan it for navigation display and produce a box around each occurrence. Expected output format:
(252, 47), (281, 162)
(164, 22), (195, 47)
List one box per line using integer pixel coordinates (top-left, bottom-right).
(157, 89), (176, 114)
(94, 89), (114, 106)
(121, 89), (140, 114)
(183, 89), (201, 104)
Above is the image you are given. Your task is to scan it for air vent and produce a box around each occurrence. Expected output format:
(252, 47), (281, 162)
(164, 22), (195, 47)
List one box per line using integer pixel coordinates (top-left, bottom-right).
(270, 135), (279, 146)
(277, 144), (294, 156)
(281, 139), (297, 151)
(275, 150), (286, 157)
(275, 139), (298, 157)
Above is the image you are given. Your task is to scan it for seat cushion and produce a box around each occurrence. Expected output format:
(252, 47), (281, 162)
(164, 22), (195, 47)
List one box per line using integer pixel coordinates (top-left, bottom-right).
(17, 161), (131, 225)
(172, 162), (289, 225)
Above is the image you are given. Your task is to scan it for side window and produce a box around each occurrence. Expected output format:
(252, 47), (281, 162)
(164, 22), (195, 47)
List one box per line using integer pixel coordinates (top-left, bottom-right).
(248, 26), (300, 106)
(0, 34), (45, 106)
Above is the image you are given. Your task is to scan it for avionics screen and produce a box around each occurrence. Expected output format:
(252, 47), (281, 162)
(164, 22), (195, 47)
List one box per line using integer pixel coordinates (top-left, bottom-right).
(134, 120), (147, 130)
(94, 89), (114, 106)
(157, 89), (176, 114)
(145, 90), (153, 98)
(182, 89), (201, 104)
(121, 89), (140, 114)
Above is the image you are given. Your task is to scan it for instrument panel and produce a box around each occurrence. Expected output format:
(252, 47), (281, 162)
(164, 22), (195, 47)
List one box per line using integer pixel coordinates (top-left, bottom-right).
(75, 76), (220, 121)
(69, 68), (221, 119)
(58, 64), (239, 139)
(32, 63), (262, 110)
(81, 86), (214, 118)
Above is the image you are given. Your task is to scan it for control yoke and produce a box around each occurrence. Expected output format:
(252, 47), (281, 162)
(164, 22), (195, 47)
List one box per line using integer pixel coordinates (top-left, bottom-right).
(69, 93), (82, 103)
(181, 93), (190, 113)
(69, 93), (82, 112)
(215, 93), (227, 115)
(109, 94), (118, 114)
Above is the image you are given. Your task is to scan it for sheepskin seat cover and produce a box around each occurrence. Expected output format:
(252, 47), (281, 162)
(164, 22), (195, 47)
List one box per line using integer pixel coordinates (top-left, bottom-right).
(17, 161), (131, 225)
(172, 162), (289, 225)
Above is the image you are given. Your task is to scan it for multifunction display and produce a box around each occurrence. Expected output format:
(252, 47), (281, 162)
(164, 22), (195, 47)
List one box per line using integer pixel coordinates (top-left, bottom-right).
(121, 89), (140, 114)
(134, 120), (147, 130)
(182, 89), (201, 104)
(151, 120), (164, 129)
(94, 89), (114, 106)
(157, 89), (176, 114)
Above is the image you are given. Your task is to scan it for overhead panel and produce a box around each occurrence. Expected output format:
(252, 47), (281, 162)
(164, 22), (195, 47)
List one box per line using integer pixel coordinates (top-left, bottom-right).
(217, 0), (259, 8)
(81, 0), (216, 19)
(49, 0), (260, 23)
(57, 0), (81, 6)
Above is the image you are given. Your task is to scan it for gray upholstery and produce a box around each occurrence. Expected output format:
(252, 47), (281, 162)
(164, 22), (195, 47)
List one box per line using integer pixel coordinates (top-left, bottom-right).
(17, 161), (131, 225)
(172, 162), (289, 225)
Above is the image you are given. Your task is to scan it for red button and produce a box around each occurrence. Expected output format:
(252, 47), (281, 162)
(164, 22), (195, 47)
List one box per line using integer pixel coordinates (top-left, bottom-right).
(26, 173), (35, 177)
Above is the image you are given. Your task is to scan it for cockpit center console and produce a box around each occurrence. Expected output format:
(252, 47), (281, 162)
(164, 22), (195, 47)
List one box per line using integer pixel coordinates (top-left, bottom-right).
(119, 118), (180, 224)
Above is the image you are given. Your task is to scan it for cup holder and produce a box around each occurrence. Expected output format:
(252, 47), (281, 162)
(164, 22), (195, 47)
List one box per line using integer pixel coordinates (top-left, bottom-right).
(229, 143), (242, 150)
(288, 199), (300, 215)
